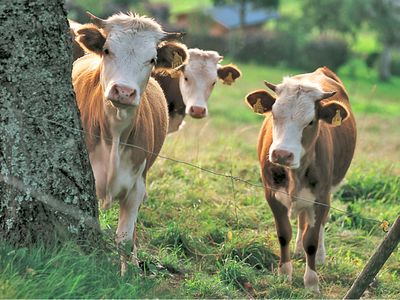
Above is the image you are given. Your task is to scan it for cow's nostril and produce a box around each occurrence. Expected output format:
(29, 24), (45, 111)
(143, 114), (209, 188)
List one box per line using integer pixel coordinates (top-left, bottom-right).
(272, 149), (294, 165)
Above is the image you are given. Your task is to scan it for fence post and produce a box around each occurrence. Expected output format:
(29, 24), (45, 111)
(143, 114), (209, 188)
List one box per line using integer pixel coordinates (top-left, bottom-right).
(343, 216), (400, 299)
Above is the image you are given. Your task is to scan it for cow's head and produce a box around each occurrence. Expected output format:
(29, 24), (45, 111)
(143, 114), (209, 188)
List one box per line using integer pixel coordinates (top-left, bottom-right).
(245, 78), (350, 169)
(178, 49), (241, 118)
(75, 12), (187, 109)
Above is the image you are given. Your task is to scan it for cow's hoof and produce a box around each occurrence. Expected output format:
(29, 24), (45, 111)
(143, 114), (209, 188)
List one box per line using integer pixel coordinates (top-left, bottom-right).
(278, 261), (293, 283)
(304, 266), (320, 293)
(100, 199), (112, 210)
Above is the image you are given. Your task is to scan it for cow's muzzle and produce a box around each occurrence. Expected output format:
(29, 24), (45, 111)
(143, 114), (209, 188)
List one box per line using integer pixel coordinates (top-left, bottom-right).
(189, 106), (206, 119)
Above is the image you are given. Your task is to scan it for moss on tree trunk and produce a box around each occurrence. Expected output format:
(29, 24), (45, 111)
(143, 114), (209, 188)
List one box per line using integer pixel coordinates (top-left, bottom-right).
(0, 0), (100, 246)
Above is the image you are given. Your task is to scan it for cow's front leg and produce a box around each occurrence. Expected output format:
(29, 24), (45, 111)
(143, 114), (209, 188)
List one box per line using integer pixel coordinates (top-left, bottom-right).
(294, 211), (306, 256)
(302, 205), (328, 293)
(116, 176), (146, 276)
(315, 224), (326, 265)
(268, 191), (293, 282)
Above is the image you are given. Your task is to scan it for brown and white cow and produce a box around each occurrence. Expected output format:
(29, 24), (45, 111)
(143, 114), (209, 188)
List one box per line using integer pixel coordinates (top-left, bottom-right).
(245, 67), (356, 292)
(153, 48), (241, 133)
(72, 12), (187, 275)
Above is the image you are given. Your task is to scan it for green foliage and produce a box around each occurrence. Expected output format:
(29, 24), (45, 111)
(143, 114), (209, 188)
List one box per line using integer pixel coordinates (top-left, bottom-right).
(233, 31), (296, 67)
(298, 34), (349, 71)
(217, 257), (255, 289)
(391, 52), (400, 76)
(301, 0), (365, 35)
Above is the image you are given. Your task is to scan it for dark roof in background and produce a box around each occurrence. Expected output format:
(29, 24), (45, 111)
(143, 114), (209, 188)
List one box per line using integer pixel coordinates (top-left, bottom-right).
(207, 3), (279, 29)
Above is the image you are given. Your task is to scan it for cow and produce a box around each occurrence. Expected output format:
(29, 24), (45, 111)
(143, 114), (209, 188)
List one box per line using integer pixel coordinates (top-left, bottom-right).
(153, 48), (241, 133)
(72, 12), (188, 275)
(244, 67), (356, 292)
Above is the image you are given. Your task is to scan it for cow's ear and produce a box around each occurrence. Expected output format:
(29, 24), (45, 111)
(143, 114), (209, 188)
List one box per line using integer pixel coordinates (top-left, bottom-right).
(318, 100), (350, 126)
(76, 24), (106, 55)
(217, 64), (241, 85)
(245, 90), (275, 115)
(156, 41), (188, 71)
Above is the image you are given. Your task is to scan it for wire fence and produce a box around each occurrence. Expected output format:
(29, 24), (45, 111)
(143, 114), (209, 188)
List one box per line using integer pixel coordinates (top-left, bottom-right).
(8, 109), (391, 233)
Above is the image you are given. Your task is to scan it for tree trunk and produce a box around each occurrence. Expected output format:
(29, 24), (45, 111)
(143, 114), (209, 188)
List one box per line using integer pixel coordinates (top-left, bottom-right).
(378, 44), (392, 81)
(239, 0), (246, 30)
(0, 0), (100, 246)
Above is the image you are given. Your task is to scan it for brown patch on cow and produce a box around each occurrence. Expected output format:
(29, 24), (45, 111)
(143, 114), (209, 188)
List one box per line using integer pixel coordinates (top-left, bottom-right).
(72, 56), (104, 150)
(76, 24), (106, 55)
(156, 41), (188, 72)
(245, 90), (275, 115)
(217, 64), (241, 85)
(318, 100), (349, 126)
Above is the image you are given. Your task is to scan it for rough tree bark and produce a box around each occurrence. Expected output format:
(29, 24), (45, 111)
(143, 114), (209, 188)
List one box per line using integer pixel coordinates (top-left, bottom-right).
(0, 0), (100, 246)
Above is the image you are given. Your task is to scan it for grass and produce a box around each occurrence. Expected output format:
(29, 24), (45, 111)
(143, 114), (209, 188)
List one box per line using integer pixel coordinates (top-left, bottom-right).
(1, 62), (399, 298)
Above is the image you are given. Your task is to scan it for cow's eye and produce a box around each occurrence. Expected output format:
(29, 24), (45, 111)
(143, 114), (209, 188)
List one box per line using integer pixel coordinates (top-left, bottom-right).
(212, 81), (216, 86)
(103, 48), (110, 55)
(150, 57), (156, 64)
(184, 77), (188, 81)
(308, 120), (314, 126)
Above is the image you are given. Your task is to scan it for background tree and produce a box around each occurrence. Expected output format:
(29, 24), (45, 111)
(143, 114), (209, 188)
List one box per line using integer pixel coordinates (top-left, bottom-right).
(0, 0), (100, 246)
(301, 0), (400, 81)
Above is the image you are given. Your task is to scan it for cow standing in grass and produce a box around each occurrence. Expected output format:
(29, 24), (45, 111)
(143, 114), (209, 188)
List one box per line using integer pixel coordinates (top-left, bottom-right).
(72, 12), (187, 275)
(245, 67), (356, 292)
(153, 49), (241, 133)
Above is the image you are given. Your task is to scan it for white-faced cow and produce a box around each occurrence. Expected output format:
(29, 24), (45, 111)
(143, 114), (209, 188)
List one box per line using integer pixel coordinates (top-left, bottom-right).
(72, 12), (187, 275)
(245, 67), (356, 292)
(153, 48), (241, 133)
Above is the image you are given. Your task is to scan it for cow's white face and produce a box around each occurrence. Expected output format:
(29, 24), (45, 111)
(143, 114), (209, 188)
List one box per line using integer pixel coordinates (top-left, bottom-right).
(245, 77), (345, 169)
(75, 13), (188, 112)
(269, 79), (325, 168)
(179, 49), (222, 118)
(101, 29), (162, 107)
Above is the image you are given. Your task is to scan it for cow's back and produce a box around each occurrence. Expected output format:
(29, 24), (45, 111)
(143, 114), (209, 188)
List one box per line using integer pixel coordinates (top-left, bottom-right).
(308, 70), (356, 185)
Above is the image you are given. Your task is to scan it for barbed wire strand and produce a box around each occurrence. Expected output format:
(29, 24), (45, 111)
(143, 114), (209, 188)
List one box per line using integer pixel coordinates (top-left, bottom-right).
(13, 109), (389, 230)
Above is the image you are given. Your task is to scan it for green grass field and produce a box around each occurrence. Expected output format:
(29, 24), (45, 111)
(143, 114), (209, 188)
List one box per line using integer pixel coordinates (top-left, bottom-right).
(1, 62), (399, 298)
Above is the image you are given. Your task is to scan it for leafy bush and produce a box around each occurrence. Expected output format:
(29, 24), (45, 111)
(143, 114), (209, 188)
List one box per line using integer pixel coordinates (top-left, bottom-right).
(298, 34), (349, 71)
(338, 58), (374, 79)
(391, 52), (400, 76)
(232, 31), (297, 66)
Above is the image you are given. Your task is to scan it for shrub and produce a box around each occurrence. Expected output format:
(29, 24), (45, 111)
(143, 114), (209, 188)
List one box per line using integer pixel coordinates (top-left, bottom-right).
(391, 51), (400, 76)
(232, 31), (297, 66)
(298, 34), (349, 71)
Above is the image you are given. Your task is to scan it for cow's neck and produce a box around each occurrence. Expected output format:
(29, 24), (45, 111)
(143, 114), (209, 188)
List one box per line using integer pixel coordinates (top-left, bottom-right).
(156, 73), (186, 116)
(288, 146), (317, 196)
(103, 103), (139, 197)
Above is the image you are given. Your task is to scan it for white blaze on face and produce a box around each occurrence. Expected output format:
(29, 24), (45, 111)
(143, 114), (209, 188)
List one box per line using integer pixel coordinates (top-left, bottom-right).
(270, 78), (326, 168)
(100, 15), (164, 106)
(179, 49), (222, 116)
